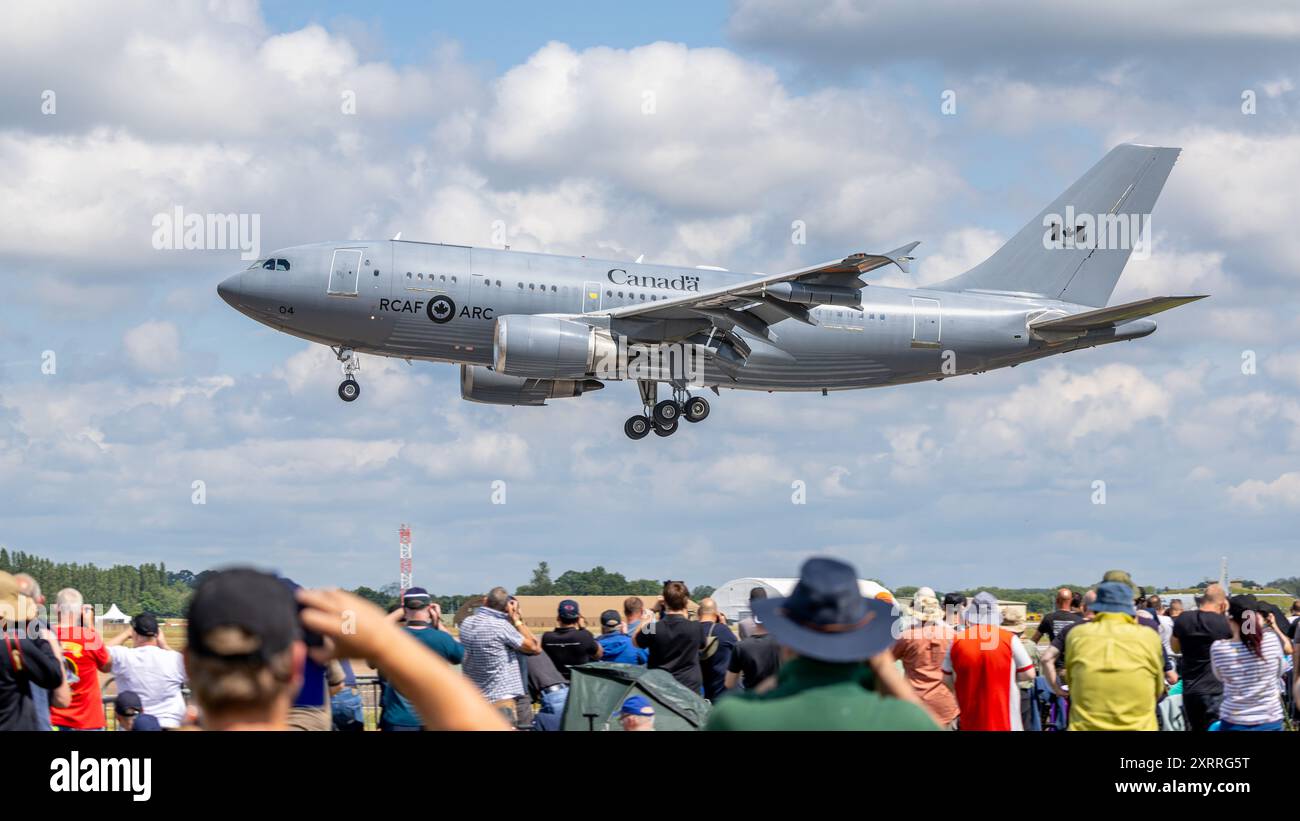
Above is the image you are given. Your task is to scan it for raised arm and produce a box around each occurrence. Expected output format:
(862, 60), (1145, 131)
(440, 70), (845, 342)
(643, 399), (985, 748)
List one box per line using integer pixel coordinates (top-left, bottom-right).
(297, 587), (509, 731)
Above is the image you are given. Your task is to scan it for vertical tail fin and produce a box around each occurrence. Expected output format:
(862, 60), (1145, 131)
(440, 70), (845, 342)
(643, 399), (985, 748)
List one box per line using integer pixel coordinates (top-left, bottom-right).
(932, 144), (1180, 307)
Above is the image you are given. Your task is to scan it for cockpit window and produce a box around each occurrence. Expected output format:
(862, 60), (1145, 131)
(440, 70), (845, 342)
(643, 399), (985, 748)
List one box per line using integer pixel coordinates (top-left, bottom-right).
(246, 259), (266, 269)
(261, 258), (291, 271)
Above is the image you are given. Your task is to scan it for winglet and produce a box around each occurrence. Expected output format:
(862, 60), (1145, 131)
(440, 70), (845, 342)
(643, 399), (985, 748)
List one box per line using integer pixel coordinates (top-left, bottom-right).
(884, 241), (920, 274)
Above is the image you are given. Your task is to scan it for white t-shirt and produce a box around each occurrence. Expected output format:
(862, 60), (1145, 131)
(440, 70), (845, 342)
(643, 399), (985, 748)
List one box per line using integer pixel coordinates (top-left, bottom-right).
(1156, 614), (1175, 657)
(109, 645), (188, 728)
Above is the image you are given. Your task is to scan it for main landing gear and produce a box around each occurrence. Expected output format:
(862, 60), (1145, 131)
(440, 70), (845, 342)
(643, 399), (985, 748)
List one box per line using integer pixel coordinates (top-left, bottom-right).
(624, 381), (710, 440)
(333, 346), (361, 402)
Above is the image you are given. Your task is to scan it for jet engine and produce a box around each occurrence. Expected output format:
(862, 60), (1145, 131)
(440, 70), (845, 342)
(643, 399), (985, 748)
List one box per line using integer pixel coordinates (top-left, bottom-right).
(460, 365), (602, 406)
(493, 314), (617, 380)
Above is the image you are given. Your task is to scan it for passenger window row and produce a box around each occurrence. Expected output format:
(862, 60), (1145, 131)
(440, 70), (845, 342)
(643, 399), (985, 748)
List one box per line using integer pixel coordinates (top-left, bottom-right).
(406, 272), (458, 284)
(606, 290), (661, 302)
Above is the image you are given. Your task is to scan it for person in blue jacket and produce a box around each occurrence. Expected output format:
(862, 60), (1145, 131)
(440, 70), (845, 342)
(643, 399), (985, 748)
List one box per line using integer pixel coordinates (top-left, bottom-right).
(595, 610), (648, 665)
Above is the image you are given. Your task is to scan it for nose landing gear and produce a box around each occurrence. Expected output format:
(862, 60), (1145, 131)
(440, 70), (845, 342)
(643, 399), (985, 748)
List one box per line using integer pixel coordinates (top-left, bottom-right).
(333, 346), (361, 402)
(624, 381), (711, 440)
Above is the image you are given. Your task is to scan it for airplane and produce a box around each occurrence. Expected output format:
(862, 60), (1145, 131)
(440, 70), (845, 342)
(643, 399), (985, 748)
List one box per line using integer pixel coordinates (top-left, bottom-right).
(218, 143), (1205, 440)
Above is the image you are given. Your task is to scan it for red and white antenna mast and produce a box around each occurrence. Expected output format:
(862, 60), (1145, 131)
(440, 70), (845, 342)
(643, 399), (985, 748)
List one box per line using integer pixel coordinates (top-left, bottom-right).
(398, 524), (413, 596)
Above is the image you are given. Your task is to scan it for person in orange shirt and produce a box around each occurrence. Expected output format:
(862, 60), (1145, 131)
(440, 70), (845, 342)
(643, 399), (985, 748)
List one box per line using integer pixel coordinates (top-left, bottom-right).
(49, 588), (111, 731)
(893, 593), (960, 728)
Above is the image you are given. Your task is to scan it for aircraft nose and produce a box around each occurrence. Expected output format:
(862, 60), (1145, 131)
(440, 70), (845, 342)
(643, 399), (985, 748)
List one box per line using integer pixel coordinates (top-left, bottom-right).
(217, 272), (243, 308)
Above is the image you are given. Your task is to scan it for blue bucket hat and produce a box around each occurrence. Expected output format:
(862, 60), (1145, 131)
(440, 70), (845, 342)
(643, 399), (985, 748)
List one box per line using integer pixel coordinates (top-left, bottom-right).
(1091, 581), (1136, 615)
(752, 557), (897, 663)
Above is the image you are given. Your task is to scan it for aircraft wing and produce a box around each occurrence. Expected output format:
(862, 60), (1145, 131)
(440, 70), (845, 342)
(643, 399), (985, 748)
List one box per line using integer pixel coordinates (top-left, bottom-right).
(591, 242), (919, 340)
(1029, 295), (1207, 333)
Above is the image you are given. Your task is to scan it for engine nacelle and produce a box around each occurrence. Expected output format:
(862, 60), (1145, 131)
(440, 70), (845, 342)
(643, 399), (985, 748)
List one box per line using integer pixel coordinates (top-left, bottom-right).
(493, 314), (617, 379)
(460, 365), (602, 406)
(765, 281), (861, 307)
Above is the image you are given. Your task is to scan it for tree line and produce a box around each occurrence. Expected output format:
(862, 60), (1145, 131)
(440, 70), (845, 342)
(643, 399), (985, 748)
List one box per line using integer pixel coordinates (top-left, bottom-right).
(0, 548), (199, 618)
(353, 562), (716, 614)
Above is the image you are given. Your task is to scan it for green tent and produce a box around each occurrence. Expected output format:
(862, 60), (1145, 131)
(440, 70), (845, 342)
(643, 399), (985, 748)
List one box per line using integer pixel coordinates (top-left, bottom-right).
(562, 662), (711, 731)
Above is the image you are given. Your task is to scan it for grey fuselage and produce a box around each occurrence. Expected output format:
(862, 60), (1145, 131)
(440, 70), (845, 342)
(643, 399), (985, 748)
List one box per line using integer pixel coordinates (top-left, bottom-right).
(218, 240), (1153, 392)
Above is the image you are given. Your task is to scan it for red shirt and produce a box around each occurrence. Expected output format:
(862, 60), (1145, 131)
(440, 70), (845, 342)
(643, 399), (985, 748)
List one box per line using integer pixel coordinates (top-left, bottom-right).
(944, 627), (1033, 731)
(49, 625), (110, 729)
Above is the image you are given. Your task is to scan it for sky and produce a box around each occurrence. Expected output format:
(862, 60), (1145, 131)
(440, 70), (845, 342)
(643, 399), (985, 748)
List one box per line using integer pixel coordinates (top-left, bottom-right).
(2, 0), (1299, 595)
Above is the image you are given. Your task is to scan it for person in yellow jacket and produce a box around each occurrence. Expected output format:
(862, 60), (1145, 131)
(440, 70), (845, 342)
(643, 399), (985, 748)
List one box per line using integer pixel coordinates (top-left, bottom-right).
(1063, 581), (1165, 731)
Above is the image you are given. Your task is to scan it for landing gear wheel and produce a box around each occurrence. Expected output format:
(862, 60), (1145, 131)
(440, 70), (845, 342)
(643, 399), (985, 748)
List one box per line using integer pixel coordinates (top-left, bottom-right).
(683, 396), (710, 423)
(653, 399), (681, 426)
(624, 415), (651, 440)
(333, 346), (361, 403)
(653, 418), (678, 437)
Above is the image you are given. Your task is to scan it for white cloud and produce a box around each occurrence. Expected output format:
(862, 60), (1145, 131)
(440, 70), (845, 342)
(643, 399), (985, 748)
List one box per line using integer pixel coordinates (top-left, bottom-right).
(1229, 472), (1300, 509)
(907, 227), (1004, 286)
(123, 320), (182, 375)
(1265, 351), (1300, 387)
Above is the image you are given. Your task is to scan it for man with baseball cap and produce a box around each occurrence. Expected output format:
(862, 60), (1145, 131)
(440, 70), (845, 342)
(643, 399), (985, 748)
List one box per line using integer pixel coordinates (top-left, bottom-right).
(104, 612), (187, 728)
(594, 609), (647, 664)
(377, 586), (464, 731)
(184, 567), (307, 730)
(1062, 581), (1165, 731)
(705, 558), (939, 731)
(541, 599), (602, 681)
(618, 695), (655, 731)
(0, 571), (65, 731)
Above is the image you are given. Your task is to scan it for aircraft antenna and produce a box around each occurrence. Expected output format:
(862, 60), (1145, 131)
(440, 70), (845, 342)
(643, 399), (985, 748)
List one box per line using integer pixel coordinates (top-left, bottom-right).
(399, 524), (413, 597)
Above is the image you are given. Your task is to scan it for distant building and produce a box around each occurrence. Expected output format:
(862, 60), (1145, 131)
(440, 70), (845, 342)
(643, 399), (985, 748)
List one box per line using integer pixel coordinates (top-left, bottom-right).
(713, 577), (894, 624)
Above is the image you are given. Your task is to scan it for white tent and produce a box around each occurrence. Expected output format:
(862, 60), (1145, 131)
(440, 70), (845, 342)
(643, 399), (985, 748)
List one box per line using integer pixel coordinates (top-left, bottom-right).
(713, 577), (894, 623)
(100, 604), (129, 622)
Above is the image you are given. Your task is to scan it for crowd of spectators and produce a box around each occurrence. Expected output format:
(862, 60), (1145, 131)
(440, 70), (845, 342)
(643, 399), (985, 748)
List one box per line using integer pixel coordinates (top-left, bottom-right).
(2, 561), (1296, 732)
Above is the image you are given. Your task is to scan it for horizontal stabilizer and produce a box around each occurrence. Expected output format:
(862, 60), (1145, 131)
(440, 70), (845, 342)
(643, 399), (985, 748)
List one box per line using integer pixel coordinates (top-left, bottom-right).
(1030, 295), (1207, 333)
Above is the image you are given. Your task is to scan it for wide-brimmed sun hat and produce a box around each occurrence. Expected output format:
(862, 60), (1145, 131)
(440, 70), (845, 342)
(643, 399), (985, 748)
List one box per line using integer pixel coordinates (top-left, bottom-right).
(752, 557), (898, 663)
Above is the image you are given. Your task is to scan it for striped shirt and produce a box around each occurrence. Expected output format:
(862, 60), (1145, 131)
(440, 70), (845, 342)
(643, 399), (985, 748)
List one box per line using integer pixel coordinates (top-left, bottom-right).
(458, 606), (526, 703)
(1210, 631), (1284, 726)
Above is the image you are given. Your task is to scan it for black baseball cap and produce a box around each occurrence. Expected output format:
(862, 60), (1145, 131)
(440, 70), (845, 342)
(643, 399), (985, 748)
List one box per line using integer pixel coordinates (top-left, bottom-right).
(600, 609), (622, 630)
(186, 568), (301, 662)
(942, 592), (966, 608)
(558, 599), (580, 620)
(131, 613), (159, 637)
(115, 691), (143, 716)
(403, 587), (432, 607)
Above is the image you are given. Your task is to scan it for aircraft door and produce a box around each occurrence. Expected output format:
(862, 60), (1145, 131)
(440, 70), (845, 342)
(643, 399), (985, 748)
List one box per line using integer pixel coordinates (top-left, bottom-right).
(910, 297), (941, 348)
(327, 248), (363, 296)
(582, 281), (602, 313)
